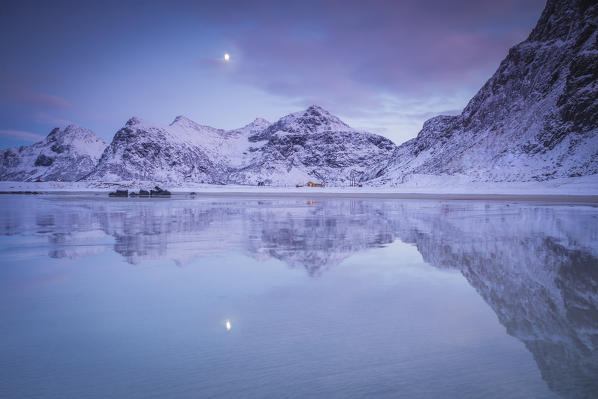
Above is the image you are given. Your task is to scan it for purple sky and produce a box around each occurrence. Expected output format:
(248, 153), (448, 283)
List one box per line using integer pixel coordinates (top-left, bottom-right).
(0, 0), (545, 148)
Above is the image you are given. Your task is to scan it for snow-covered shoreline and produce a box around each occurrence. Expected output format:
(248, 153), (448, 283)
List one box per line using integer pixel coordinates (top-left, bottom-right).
(1, 174), (597, 199)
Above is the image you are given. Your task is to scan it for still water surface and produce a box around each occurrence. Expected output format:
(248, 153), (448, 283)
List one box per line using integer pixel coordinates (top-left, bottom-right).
(0, 194), (597, 398)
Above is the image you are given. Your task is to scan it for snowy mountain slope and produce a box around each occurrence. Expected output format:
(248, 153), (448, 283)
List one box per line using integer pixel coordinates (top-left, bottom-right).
(374, 0), (598, 184)
(168, 115), (270, 167)
(213, 117), (271, 168)
(0, 125), (106, 182)
(231, 105), (396, 185)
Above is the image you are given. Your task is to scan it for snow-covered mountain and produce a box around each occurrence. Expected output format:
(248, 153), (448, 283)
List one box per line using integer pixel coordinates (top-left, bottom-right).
(85, 105), (395, 185)
(374, 0), (598, 184)
(230, 105), (396, 185)
(0, 125), (106, 182)
(85, 116), (271, 183)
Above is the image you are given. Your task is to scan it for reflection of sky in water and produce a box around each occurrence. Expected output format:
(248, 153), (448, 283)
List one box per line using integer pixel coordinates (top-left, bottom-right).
(0, 194), (597, 398)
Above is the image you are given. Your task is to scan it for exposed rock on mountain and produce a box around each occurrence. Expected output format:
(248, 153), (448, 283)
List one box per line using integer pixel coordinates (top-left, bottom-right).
(0, 125), (106, 182)
(375, 0), (598, 184)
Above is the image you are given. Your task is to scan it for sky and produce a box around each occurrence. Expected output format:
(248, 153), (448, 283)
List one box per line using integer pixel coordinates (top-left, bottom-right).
(0, 0), (546, 149)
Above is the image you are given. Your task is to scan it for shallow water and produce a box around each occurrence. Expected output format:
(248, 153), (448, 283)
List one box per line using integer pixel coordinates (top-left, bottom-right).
(1, 194), (597, 399)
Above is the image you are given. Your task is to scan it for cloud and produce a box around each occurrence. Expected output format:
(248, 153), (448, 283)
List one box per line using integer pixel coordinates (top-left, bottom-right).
(34, 112), (72, 126)
(12, 88), (70, 109)
(199, 0), (544, 93)
(0, 129), (44, 142)
(0, 77), (70, 109)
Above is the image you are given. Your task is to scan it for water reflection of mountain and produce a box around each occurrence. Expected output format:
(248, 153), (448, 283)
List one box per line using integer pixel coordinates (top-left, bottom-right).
(244, 200), (395, 276)
(1, 198), (396, 269)
(391, 203), (598, 399)
(0, 196), (597, 397)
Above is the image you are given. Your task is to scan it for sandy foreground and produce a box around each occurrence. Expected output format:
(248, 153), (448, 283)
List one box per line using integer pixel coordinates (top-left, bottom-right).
(1, 174), (597, 202)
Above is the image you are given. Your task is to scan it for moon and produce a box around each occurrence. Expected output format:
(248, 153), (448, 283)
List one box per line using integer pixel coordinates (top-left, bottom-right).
(224, 53), (230, 61)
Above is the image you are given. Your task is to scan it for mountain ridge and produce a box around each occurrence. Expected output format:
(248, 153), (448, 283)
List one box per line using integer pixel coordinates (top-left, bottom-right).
(85, 105), (396, 185)
(1, 1), (596, 186)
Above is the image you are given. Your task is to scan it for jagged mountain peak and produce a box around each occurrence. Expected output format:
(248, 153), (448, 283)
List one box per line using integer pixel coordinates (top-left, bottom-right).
(46, 124), (93, 137)
(227, 118), (270, 136)
(247, 117), (270, 128)
(42, 125), (106, 150)
(64, 124), (87, 132)
(527, 0), (597, 42)
(285, 104), (352, 132)
(171, 115), (191, 124)
(304, 104), (329, 115)
(169, 115), (226, 136)
(125, 116), (145, 127)
(255, 105), (353, 139)
(170, 115), (201, 127)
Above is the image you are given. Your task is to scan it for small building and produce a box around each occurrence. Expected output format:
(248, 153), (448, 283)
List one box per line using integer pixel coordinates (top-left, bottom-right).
(306, 181), (325, 188)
